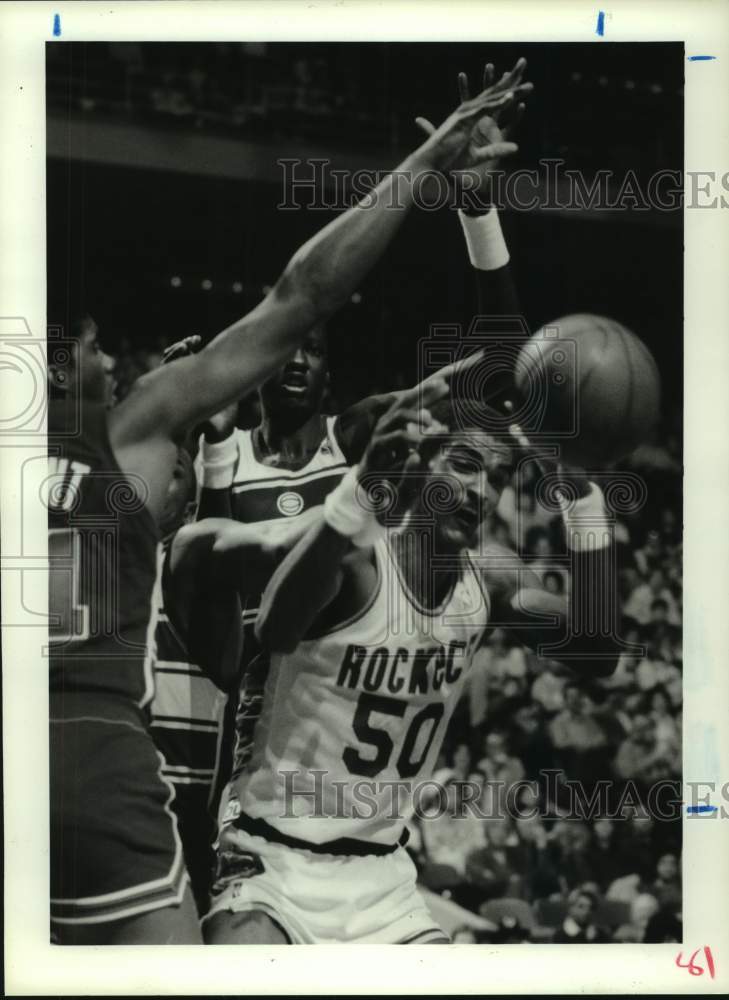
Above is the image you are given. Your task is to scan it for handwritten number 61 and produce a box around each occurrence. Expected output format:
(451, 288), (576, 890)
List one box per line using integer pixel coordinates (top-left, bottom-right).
(675, 947), (715, 979)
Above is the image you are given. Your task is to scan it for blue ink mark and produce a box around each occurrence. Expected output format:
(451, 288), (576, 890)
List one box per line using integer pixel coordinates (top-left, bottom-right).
(53, 13), (61, 37)
(688, 55), (716, 61)
(596, 11), (605, 36)
(686, 804), (717, 813)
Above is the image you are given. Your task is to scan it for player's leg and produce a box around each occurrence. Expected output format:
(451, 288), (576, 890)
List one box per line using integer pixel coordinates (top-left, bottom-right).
(204, 908), (289, 944)
(203, 823), (299, 943)
(50, 711), (197, 944)
(56, 884), (202, 944)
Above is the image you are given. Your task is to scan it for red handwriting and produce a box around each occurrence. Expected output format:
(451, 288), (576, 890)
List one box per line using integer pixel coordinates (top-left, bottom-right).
(675, 947), (715, 979)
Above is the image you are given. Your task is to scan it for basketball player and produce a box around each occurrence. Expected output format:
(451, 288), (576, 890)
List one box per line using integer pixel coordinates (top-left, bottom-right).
(47, 70), (530, 944)
(203, 372), (621, 943)
(191, 63), (531, 816)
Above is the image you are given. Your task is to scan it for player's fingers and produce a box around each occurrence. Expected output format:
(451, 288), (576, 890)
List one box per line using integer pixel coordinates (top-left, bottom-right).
(161, 334), (201, 364)
(457, 72), (470, 103)
(381, 408), (431, 434)
(471, 140), (519, 162)
(414, 116), (437, 137)
(483, 62), (495, 90)
(398, 375), (449, 412)
(418, 376), (450, 410)
(506, 56), (527, 87)
(430, 349), (486, 386)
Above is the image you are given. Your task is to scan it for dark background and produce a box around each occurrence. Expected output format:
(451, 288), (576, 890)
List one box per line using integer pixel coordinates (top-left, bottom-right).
(46, 41), (683, 413)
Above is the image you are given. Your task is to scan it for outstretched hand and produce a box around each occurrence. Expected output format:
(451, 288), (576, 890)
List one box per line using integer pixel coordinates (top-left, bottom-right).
(358, 378), (450, 520)
(161, 334), (202, 366)
(415, 58), (531, 208)
(413, 57), (532, 175)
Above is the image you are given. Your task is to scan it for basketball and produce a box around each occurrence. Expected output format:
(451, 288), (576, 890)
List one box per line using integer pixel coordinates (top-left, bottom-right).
(514, 314), (661, 466)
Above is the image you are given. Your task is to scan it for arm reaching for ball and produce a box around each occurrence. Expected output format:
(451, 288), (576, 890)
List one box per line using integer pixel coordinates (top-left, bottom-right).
(478, 427), (621, 678)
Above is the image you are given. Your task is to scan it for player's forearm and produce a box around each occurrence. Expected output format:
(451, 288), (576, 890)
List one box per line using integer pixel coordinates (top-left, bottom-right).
(195, 432), (236, 520)
(278, 150), (432, 320)
(547, 485), (621, 675)
(459, 208), (523, 408)
(459, 208), (520, 316)
(255, 520), (350, 653)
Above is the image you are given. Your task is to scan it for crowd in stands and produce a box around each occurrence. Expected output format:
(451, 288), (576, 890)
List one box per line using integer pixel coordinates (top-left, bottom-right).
(409, 435), (683, 943)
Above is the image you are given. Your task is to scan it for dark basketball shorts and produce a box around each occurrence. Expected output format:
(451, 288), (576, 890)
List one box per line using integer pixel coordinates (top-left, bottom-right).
(50, 696), (189, 930)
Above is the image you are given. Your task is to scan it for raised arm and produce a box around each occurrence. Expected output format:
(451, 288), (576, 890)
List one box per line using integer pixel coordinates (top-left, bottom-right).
(165, 508), (323, 687)
(111, 73), (531, 452)
(256, 379), (450, 652)
(481, 437), (621, 678)
(416, 59), (530, 409)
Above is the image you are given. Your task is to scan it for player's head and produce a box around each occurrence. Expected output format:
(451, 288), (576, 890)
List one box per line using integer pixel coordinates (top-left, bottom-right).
(159, 446), (196, 538)
(259, 325), (329, 420)
(48, 315), (110, 404)
(417, 397), (516, 552)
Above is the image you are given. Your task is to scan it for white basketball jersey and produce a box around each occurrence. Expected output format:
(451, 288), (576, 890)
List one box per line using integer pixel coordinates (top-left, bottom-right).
(226, 415), (350, 785)
(226, 537), (490, 847)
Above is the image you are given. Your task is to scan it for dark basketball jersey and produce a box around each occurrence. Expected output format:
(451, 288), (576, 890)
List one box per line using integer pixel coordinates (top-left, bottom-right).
(47, 400), (161, 707)
(223, 415), (349, 782)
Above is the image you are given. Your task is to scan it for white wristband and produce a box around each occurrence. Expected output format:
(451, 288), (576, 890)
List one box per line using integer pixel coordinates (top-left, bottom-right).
(562, 482), (611, 552)
(458, 208), (510, 271)
(200, 433), (238, 489)
(323, 465), (385, 548)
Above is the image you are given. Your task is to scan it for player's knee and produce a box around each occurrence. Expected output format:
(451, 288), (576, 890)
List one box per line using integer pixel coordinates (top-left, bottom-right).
(204, 907), (288, 944)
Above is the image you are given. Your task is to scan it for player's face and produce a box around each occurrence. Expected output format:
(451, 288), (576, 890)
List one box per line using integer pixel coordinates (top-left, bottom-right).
(76, 319), (107, 403)
(259, 327), (328, 416)
(425, 431), (513, 551)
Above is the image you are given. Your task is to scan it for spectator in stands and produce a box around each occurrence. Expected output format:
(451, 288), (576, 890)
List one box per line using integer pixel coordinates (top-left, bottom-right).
(658, 506), (680, 548)
(548, 683), (609, 787)
(433, 742), (474, 787)
(542, 569), (566, 597)
(553, 887), (608, 943)
(496, 461), (553, 552)
(460, 818), (529, 906)
(508, 700), (555, 778)
(613, 892), (660, 942)
(614, 713), (658, 780)
(623, 568), (680, 627)
(651, 852), (681, 910)
(648, 687), (680, 756)
(530, 659), (567, 716)
(418, 781), (488, 907)
(634, 528), (664, 576)
(585, 818), (628, 891)
(484, 629), (529, 701)
(477, 730), (526, 822)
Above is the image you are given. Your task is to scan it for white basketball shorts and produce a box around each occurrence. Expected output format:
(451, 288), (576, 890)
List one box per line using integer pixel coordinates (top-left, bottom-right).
(205, 822), (447, 944)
